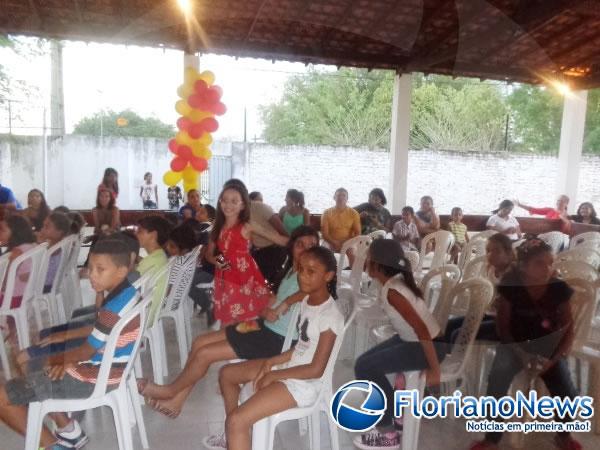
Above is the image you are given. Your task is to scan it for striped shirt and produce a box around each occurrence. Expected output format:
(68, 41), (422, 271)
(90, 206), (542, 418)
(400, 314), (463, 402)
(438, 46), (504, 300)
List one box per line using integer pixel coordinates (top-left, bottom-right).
(66, 280), (139, 385)
(448, 221), (468, 244)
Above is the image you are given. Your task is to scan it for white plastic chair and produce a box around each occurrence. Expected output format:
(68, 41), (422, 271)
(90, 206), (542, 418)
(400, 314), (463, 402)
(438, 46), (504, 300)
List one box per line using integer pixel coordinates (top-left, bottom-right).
(155, 246), (201, 369)
(24, 292), (151, 450)
(404, 251), (419, 273)
(0, 244), (48, 350)
(538, 231), (568, 254)
(570, 231), (600, 249)
(553, 260), (599, 285)
(457, 237), (487, 272)
(33, 238), (73, 327)
(415, 230), (455, 274)
(368, 229), (387, 240)
(555, 247), (600, 269)
(470, 230), (497, 241)
(60, 234), (84, 314)
(0, 253), (11, 378)
(461, 255), (488, 281)
(245, 296), (356, 450)
(336, 235), (372, 292)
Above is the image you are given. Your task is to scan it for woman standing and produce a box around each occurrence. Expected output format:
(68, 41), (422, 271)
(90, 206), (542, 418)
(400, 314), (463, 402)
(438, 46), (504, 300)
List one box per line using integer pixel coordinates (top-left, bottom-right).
(98, 167), (119, 201)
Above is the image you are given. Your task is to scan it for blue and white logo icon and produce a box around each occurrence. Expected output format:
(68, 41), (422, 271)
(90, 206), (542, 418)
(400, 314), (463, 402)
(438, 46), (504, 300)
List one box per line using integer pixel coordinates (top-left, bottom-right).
(330, 380), (387, 432)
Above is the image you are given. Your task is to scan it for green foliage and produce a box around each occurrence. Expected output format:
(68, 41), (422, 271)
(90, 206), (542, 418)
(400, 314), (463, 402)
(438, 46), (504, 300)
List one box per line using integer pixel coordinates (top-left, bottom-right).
(72, 109), (174, 138)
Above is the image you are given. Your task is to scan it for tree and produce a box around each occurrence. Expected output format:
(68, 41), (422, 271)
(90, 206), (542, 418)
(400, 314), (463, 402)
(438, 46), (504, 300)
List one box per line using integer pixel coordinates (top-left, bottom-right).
(73, 109), (174, 138)
(260, 69), (508, 151)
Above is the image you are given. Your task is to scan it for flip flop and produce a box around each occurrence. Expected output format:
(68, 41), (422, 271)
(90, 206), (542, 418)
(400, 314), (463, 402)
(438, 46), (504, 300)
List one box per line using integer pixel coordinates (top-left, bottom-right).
(153, 402), (181, 419)
(136, 378), (149, 395)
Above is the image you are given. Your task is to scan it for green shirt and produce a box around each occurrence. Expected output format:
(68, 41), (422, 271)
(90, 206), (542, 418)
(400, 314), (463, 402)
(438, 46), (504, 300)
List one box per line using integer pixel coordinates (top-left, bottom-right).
(137, 249), (168, 324)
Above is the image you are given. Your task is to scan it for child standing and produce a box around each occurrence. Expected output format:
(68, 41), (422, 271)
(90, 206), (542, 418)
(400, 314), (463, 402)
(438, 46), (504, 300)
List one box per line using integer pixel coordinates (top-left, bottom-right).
(205, 184), (286, 327)
(354, 239), (447, 450)
(392, 206), (419, 251)
(204, 246), (344, 450)
(140, 172), (158, 209)
(168, 185), (183, 211)
(0, 215), (37, 309)
(0, 238), (139, 449)
(469, 238), (581, 450)
(448, 207), (469, 263)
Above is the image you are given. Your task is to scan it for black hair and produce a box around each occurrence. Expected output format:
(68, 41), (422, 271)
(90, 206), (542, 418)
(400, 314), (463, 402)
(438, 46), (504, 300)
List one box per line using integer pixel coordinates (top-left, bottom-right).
(368, 239), (422, 298)
(144, 172), (152, 179)
(67, 212), (85, 235)
(576, 202), (597, 220)
(487, 233), (513, 254)
(492, 199), (514, 215)
(53, 205), (70, 214)
(249, 191), (262, 201)
(90, 238), (130, 268)
(402, 206), (414, 215)
(46, 212), (72, 239)
(168, 224), (197, 253)
(101, 230), (140, 259)
(27, 189), (50, 228)
(334, 187), (348, 196)
(102, 167), (119, 195)
(4, 215), (36, 250)
(301, 246), (338, 300)
(137, 215), (172, 246)
(286, 189), (305, 208)
(203, 204), (216, 221)
(211, 181), (251, 243)
(516, 238), (552, 267)
(420, 195), (433, 203)
(369, 188), (387, 206)
(272, 225), (320, 292)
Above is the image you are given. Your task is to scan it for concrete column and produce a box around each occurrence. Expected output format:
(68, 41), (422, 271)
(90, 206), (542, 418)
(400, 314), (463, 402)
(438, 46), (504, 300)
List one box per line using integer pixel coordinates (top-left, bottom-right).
(388, 74), (412, 214)
(557, 89), (588, 211)
(183, 52), (199, 71)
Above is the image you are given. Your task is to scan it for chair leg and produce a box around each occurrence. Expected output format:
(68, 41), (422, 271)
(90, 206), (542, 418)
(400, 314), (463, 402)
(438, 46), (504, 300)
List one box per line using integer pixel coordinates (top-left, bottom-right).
(251, 417), (274, 450)
(128, 375), (149, 448)
(16, 312), (30, 348)
(309, 411), (320, 450)
(113, 390), (134, 450)
(148, 333), (164, 385)
(155, 322), (169, 377)
(0, 339), (11, 380)
(24, 403), (44, 450)
(403, 371), (425, 450)
(175, 315), (188, 368)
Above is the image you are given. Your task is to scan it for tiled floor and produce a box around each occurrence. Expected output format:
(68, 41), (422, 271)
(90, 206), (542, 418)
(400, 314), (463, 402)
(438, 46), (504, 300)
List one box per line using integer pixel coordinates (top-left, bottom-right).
(1, 312), (599, 449)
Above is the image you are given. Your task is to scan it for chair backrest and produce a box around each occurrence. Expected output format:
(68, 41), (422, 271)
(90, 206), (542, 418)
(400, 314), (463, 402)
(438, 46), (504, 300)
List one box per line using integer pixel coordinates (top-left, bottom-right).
(160, 246), (201, 314)
(561, 277), (596, 351)
(281, 304), (302, 352)
(405, 251), (420, 273)
(336, 235), (372, 292)
(457, 237), (487, 272)
(62, 234), (82, 276)
(0, 243), (48, 312)
(368, 230), (387, 240)
(553, 260), (599, 284)
(34, 238), (73, 297)
(0, 253), (11, 292)
(570, 231), (600, 249)
(416, 230), (455, 272)
(419, 265), (461, 313)
(555, 247), (600, 269)
(538, 231), (567, 254)
(91, 291), (150, 398)
(470, 230), (497, 241)
(441, 278), (494, 378)
(462, 255), (488, 281)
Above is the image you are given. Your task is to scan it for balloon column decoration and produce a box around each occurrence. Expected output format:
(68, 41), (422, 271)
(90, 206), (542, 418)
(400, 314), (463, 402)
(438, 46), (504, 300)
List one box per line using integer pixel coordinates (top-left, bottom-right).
(163, 68), (227, 192)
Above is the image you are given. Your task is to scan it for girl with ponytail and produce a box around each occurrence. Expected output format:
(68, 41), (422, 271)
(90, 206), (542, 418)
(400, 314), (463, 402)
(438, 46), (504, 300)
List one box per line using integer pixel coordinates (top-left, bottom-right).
(353, 239), (448, 450)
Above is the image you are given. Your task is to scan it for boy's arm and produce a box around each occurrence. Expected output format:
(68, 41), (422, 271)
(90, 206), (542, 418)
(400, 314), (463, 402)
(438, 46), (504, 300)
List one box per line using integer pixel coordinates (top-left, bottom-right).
(46, 341), (96, 367)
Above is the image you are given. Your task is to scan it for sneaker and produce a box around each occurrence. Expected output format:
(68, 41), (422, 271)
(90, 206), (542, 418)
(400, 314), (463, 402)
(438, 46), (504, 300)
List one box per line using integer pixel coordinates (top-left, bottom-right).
(54, 421), (89, 449)
(353, 429), (400, 450)
(202, 432), (227, 449)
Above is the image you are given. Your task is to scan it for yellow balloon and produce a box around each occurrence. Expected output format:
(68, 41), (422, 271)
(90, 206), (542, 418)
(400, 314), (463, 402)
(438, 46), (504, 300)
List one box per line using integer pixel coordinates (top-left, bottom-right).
(182, 165), (198, 183)
(198, 133), (213, 147)
(177, 85), (193, 99)
(183, 181), (198, 192)
(184, 67), (199, 85)
(175, 100), (192, 117)
(163, 170), (182, 186)
(188, 110), (214, 122)
(175, 131), (193, 147)
(192, 145), (212, 160)
(198, 70), (215, 86)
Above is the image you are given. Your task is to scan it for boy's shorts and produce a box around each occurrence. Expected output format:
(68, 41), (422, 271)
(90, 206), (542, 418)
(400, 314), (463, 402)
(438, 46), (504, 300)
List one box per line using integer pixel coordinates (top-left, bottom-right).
(5, 358), (95, 406)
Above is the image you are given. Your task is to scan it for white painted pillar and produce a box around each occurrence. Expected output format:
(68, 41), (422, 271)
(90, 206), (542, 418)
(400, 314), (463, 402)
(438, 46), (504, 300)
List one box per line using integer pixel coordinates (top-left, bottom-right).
(388, 74), (412, 214)
(557, 90), (588, 211)
(184, 52), (199, 72)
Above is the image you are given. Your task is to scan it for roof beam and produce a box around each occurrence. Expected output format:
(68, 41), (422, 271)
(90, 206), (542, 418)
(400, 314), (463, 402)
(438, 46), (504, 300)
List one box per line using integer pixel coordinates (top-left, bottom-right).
(73, 0), (83, 23)
(244, 0), (270, 43)
(319, 0), (360, 48)
(27, 0), (42, 26)
(411, 0), (585, 70)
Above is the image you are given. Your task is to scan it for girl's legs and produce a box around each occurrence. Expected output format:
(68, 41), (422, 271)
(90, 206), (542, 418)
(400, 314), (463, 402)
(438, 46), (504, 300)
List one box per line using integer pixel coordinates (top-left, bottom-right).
(219, 360), (296, 450)
(141, 330), (235, 402)
(354, 335), (447, 429)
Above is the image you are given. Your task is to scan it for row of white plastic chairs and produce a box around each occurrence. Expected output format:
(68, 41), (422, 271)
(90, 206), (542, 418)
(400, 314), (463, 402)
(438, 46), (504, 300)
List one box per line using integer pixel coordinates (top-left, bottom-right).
(0, 234), (82, 379)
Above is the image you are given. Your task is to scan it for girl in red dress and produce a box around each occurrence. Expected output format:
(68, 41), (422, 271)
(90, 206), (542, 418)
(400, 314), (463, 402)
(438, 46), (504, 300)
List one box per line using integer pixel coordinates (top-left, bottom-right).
(205, 182), (287, 327)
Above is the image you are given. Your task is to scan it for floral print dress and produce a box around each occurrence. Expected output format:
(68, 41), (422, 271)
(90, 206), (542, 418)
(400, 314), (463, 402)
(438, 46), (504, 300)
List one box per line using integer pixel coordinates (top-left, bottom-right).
(214, 223), (270, 325)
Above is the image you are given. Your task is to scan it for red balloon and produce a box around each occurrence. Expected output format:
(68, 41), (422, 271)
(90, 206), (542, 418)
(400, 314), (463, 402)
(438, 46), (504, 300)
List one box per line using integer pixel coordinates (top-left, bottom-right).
(205, 88), (220, 104)
(170, 157), (187, 172)
(212, 102), (227, 116)
(177, 117), (191, 131)
(188, 123), (205, 139)
(178, 145), (193, 160)
(188, 94), (203, 109)
(168, 139), (179, 154)
(212, 85), (223, 97)
(194, 79), (208, 94)
(190, 157), (208, 172)
(202, 117), (219, 132)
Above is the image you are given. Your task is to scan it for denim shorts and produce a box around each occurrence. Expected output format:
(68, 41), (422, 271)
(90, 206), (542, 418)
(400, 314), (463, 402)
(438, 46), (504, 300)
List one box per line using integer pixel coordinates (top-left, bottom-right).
(5, 359), (95, 406)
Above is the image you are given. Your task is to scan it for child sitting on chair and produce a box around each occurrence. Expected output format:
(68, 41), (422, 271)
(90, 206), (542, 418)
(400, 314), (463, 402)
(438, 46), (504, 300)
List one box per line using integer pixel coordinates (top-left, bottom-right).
(0, 238), (139, 450)
(447, 207), (469, 263)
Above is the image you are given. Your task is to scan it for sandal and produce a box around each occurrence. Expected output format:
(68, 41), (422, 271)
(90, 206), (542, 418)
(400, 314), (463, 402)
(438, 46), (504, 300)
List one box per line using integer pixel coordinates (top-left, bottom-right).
(136, 378), (149, 395)
(153, 402), (181, 419)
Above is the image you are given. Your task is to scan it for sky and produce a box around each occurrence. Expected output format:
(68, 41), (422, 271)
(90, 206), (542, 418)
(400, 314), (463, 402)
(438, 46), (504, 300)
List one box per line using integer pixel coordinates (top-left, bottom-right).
(0, 37), (329, 140)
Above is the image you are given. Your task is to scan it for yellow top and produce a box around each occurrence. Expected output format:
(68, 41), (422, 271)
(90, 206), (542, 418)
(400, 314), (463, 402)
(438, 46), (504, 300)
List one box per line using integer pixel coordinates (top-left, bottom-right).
(321, 206), (361, 242)
(448, 221), (468, 244)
